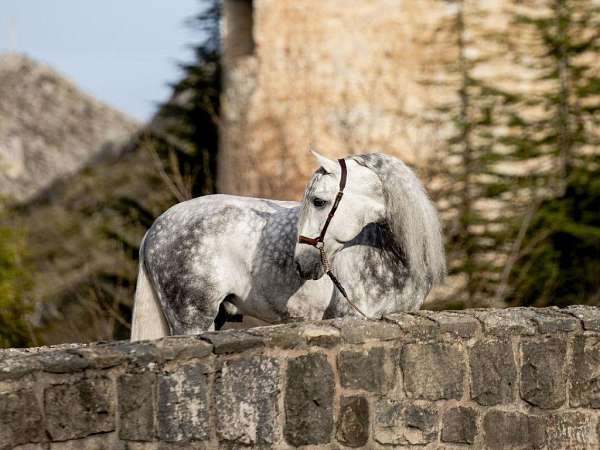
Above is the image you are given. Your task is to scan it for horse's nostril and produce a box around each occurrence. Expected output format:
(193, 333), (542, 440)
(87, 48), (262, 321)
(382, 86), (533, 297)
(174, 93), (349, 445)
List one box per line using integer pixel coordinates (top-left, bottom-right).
(294, 260), (302, 275)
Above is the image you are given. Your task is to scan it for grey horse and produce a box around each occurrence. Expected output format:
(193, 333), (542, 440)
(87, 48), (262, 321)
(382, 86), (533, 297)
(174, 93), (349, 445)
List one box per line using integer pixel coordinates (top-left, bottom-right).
(131, 152), (445, 341)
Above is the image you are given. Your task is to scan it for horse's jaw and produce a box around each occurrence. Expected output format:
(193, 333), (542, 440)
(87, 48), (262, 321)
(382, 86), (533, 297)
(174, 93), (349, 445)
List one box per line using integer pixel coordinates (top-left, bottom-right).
(294, 257), (325, 280)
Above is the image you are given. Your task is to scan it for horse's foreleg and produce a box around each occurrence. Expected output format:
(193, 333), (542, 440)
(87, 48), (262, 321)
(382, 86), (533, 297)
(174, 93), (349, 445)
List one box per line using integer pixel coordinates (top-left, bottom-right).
(165, 290), (233, 336)
(214, 296), (244, 330)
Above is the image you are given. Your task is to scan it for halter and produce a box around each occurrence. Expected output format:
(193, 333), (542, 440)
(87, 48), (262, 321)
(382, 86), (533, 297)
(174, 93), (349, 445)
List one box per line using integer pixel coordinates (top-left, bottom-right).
(298, 159), (368, 319)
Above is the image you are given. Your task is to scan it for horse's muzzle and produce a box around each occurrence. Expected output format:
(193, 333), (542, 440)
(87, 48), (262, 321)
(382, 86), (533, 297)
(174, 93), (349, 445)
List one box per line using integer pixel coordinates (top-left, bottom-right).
(294, 248), (324, 280)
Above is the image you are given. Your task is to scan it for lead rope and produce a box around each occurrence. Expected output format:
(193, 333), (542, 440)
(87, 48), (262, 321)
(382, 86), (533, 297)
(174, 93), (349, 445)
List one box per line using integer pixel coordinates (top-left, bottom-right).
(316, 242), (369, 319)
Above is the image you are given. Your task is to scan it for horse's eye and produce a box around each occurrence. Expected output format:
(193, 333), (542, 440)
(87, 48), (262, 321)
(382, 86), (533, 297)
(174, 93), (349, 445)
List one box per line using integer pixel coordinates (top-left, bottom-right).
(312, 197), (327, 208)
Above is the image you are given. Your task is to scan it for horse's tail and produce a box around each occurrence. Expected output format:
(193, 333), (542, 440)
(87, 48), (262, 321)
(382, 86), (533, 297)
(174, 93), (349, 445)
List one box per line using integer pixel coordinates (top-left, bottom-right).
(130, 235), (169, 341)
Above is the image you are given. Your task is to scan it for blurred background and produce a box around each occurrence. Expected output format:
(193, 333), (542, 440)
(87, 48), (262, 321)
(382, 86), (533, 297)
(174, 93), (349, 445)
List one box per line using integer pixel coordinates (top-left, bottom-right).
(0, 0), (598, 347)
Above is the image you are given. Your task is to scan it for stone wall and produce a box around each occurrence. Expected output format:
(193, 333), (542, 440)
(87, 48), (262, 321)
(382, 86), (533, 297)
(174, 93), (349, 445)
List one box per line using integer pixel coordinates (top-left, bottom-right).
(1, 306), (600, 449)
(218, 0), (511, 200)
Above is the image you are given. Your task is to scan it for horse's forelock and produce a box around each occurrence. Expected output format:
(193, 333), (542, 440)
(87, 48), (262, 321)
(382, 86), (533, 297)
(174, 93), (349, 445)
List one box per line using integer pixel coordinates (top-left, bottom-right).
(351, 153), (446, 285)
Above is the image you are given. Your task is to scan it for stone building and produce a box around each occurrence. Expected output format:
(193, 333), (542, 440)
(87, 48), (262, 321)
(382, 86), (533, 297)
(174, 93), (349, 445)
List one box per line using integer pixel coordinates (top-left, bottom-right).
(218, 0), (510, 200)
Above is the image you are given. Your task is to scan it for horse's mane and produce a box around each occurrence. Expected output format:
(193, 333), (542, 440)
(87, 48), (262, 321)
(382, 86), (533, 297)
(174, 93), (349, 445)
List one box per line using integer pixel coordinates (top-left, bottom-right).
(351, 153), (446, 285)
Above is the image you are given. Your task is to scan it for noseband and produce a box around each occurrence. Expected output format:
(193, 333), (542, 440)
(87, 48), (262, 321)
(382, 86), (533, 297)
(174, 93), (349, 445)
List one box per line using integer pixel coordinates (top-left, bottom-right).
(298, 159), (368, 319)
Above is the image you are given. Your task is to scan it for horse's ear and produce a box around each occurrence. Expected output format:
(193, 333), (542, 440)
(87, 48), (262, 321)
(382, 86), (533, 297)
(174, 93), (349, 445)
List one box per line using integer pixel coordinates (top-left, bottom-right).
(310, 149), (338, 174)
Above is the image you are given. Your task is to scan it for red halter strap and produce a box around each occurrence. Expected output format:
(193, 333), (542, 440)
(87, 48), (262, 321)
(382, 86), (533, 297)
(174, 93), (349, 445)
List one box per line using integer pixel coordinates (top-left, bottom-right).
(298, 158), (347, 247)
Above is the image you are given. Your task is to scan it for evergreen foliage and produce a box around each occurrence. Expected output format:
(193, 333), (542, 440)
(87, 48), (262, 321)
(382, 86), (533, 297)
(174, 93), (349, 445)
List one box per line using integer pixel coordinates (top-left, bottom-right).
(0, 203), (32, 347)
(504, 0), (600, 306)
(155, 0), (221, 196)
(427, 0), (515, 307)
(428, 0), (599, 308)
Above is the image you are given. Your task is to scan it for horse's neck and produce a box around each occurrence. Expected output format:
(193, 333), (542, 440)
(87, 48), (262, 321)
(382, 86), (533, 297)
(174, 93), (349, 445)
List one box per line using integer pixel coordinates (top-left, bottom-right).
(258, 204), (301, 270)
(330, 223), (422, 316)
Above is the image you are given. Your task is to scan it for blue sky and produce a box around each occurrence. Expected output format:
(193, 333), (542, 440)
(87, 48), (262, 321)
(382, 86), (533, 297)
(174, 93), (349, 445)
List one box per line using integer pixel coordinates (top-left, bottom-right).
(0, 0), (202, 121)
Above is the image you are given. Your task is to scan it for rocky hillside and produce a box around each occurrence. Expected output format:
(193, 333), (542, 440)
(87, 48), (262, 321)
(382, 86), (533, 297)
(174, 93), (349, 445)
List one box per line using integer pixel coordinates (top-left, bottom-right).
(0, 53), (139, 203)
(4, 36), (221, 344)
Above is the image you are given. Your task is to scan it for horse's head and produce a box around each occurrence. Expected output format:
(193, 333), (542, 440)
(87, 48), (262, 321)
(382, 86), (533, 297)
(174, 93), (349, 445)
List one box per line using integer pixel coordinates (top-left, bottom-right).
(294, 151), (446, 288)
(294, 151), (385, 280)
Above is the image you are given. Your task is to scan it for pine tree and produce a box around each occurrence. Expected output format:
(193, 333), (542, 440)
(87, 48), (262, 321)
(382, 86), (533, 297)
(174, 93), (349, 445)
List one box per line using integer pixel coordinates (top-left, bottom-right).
(153, 0), (221, 196)
(503, 0), (600, 306)
(425, 0), (516, 307)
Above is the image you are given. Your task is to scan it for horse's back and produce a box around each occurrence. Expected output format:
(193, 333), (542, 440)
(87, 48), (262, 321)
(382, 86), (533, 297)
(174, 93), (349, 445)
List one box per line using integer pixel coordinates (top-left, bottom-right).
(140, 194), (300, 332)
(144, 194), (296, 274)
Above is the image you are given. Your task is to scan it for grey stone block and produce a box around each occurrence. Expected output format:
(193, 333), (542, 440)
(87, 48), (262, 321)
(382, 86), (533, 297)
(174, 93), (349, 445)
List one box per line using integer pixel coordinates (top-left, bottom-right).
(249, 322), (341, 349)
(116, 341), (162, 366)
(302, 324), (342, 348)
(441, 406), (477, 444)
(200, 330), (263, 354)
(125, 442), (211, 450)
(374, 399), (438, 446)
(521, 336), (567, 409)
(483, 410), (545, 450)
(44, 377), (115, 441)
(118, 372), (155, 441)
(284, 353), (334, 446)
(469, 338), (516, 405)
(336, 396), (369, 448)
(528, 308), (580, 333)
(162, 443), (214, 450)
(34, 351), (90, 374)
(570, 335), (600, 408)
(413, 310), (480, 338)
(215, 356), (280, 445)
(245, 322), (306, 349)
(0, 389), (44, 448)
(337, 347), (385, 392)
(331, 318), (405, 344)
(155, 336), (213, 361)
(546, 413), (598, 450)
(12, 444), (49, 450)
(70, 346), (126, 370)
(384, 313), (439, 340)
(0, 354), (41, 381)
(401, 342), (466, 400)
(157, 363), (210, 442)
(48, 434), (126, 450)
(563, 305), (600, 332)
(473, 308), (537, 335)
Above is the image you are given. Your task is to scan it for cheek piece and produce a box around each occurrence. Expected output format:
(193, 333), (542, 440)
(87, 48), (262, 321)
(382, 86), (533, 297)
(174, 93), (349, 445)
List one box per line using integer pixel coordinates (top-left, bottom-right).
(298, 159), (368, 319)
